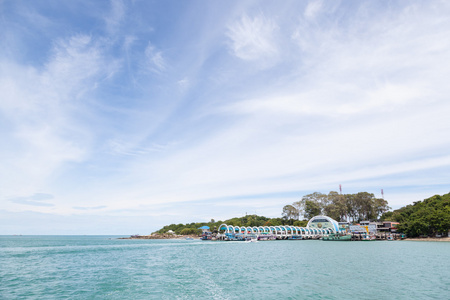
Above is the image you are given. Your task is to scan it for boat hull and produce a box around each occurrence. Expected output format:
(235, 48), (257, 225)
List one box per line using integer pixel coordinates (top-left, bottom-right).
(322, 234), (352, 241)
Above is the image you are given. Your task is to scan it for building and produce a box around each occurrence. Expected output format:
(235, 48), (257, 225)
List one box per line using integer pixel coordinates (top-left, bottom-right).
(378, 221), (400, 233)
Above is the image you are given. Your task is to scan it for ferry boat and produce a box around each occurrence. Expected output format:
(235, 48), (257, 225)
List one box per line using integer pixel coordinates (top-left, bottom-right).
(322, 232), (352, 241)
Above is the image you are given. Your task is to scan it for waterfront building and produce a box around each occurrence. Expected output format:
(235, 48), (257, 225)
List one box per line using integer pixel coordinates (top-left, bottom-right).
(198, 226), (212, 240)
(217, 215), (337, 240)
(307, 215), (341, 232)
(378, 221), (400, 233)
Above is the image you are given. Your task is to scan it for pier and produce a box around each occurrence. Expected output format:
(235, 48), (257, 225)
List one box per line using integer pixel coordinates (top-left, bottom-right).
(216, 224), (333, 240)
(216, 216), (340, 241)
(213, 216), (403, 241)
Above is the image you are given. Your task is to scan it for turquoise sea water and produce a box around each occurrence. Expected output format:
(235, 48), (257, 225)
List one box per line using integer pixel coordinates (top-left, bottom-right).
(1, 236), (449, 299)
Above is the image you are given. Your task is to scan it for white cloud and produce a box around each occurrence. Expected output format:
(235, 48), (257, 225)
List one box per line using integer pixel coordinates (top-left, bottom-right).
(304, 0), (323, 20)
(105, 0), (126, 34)
(1, 1), (450, 232)
(144, 42), (166, 73)
(9, 193), (55, 207)
(226, 13), (279, 63)
(0, 34), (118, 207)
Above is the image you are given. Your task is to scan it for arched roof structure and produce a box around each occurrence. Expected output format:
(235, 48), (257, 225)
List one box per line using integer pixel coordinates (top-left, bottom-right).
(307, 215), (340, 233)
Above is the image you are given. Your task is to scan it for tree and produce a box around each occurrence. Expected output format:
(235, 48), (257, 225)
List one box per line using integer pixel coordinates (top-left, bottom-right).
(373, 198), (390, 219)
(180, 228), (200, 235)
(282, 205), (299, 221)
(383, 193), (450, 237)
(293, 192), (327, 219)
(292, 200), (304, 218)
(304, 200), (322, 219)
(324, 191), (347, 221)
(293, 220), (308, 227)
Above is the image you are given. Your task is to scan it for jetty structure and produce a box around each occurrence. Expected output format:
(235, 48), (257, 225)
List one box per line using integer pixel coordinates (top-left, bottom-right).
(214, 215), (401, 241)
(216, 215), (339, 241)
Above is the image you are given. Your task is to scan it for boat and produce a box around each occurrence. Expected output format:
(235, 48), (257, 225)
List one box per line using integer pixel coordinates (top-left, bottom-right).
(199, 226), (212, 240)
(322, 232), (352, 241)
(245, 238), (258, 243)
(200, 232), (212, 240)
(361, 234), (376, 241)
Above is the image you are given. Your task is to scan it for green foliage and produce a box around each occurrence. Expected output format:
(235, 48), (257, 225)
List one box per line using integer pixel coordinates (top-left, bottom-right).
(282, 205), (299, 221)
(293, 220), (308, 227)
(180, 228), (201, 235)
(154, 213), (308, 234)
(304, 200), (322, 219)
(384, 193), (450, 237)
(289, 191), (390, 222)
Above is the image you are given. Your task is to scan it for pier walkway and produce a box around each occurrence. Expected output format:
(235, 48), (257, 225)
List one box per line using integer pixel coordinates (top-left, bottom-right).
(217, 224), (333, 240)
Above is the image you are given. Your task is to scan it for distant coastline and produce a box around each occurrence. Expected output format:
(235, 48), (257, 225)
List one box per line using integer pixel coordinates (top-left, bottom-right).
(119, 234), (198, 240)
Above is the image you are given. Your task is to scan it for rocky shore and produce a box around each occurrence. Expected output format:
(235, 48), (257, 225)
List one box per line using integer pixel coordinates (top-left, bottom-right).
(119, 234), (199, 240)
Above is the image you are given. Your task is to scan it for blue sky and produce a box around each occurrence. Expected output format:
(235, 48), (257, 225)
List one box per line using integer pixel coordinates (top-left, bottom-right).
(1, 0), (449, 234)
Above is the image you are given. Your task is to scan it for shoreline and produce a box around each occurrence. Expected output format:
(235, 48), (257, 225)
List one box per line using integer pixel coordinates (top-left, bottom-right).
(119, 234), (199, 240)
(403, 237), (450, 242)
(120, 235), (450, 242)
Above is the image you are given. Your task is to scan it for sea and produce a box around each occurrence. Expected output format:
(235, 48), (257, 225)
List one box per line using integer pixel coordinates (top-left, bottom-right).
(1, 236), (449, 299)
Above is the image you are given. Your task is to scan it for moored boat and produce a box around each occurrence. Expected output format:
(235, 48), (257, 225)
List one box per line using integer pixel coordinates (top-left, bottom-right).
(361, 234), (376, 241)
(245, 238), (258, 243)
(322, 232), (352, 241)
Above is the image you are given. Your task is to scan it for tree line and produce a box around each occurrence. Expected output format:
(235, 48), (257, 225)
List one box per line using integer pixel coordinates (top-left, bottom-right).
(153, 192), (449, 238)
(154, 214), (308, 235)
(282, 191), (390, 222)
(381, 193), (450, 237)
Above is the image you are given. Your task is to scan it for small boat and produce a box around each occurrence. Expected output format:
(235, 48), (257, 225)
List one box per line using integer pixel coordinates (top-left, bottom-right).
(200, 232), (212, 240)
(322, 232), (352, 241)
(245, 238), (258, 243)
(361, 234), (376, 241)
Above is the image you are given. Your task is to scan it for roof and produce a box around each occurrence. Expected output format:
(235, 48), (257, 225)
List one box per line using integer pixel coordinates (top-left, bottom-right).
(198, 226), (210, 230)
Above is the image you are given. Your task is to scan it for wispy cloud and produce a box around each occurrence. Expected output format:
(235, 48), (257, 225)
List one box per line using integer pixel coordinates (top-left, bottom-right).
(144, 42), (166, 73)
(226, 13), (279, 63)
(1, 1), (450, 233)
(104, 0), (126, 34)
(9, 193), (55, 207)
(0, 33), (119, 198)
(304, 0), (323, 20)
(73, 206), (107, 210)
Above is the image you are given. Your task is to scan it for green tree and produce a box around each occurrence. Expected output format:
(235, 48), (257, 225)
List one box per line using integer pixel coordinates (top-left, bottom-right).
(383, 193), (450, 237)
(373, 197), (390, 219)
(304, 200), (322, 219)
(180, 228), (200, 235)
(293, 220), (308, 227)
(282, 204), (299, 221)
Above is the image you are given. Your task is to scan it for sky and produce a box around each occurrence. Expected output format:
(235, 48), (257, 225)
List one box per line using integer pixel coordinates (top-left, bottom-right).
(1, 0), (450, 234)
